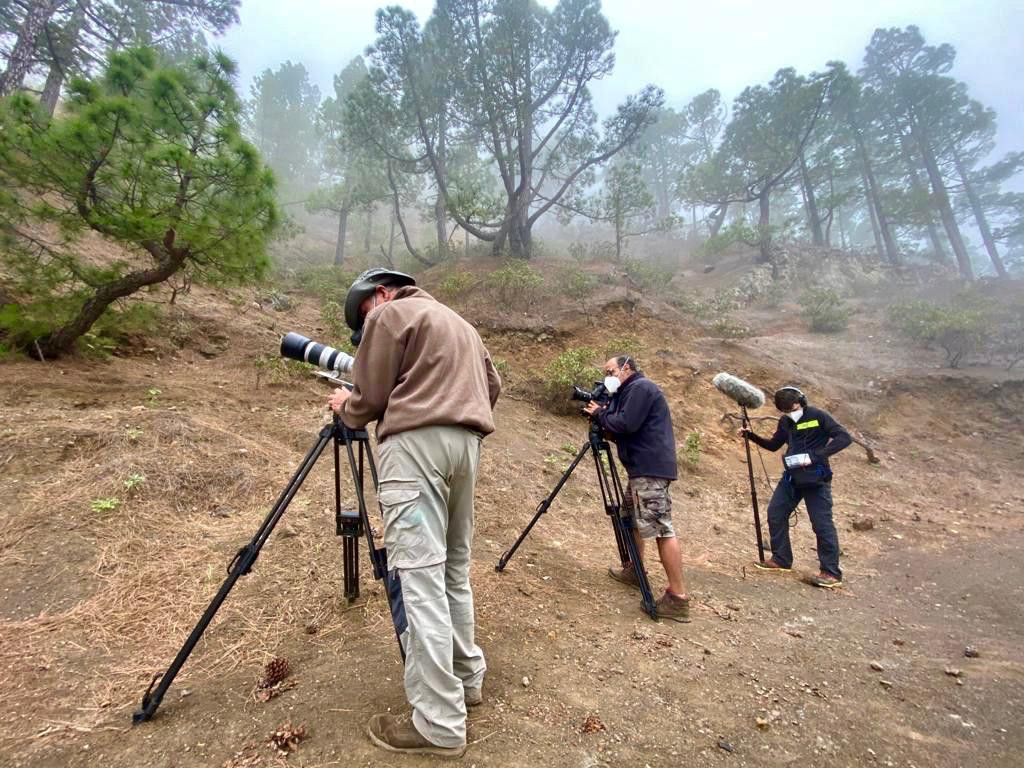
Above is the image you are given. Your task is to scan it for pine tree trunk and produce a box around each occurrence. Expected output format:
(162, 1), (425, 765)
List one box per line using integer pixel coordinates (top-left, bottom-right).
(855, 134), (899, 265)
(799, 150), (824, 246)
(388, 209), (397, 263)
(0, 0), (61, 97)
(39, 4), (86, 115)
(954, 149), (1007, 278)
(334, 208), (349, 266)
(34, 247), (187, 359)
(910, 120), (974, 280)
(897, 133), (948, 264)
(363, 206), (373, 254)
(757, 191), (772, 264)
(862, 173), (884, 259)
(708, 203), (728, 237)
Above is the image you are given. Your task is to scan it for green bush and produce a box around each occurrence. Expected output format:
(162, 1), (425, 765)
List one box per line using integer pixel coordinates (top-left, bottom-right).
(799, 287), (851, 333)
(698, 221), (760, 258)
(624, 260), (674, 295)
(709, 317), (752, 340)
(680, 431), (701, 468)
(536, 347), (600, 414)
(294, 265), (358, 302)
(491, 357), (510, 378)
(255, 353), (314, 386)
(557, 265), (597, 300)
(319, 300), (355, 353)
(600, 336), (646, 363)
(669, 290), (708, 318)
(889, 299), (991, 369)
(486, 260), (544, 308)
(438, 271), (478, 302)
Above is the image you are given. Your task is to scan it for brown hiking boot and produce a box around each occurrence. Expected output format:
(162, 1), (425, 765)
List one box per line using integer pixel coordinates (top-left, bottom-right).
(653, 591), (691, 623)
(366, 713), (466, 759)
(807, 572), (843, 589)
(608, 564), (641, 590)
(753, 557), (792, 573)
(464, 686), (482, 707)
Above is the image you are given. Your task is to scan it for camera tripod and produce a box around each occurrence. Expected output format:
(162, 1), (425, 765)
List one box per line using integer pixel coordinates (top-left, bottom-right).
(496, 418), (658, 620)
(133, 415), (405, 724)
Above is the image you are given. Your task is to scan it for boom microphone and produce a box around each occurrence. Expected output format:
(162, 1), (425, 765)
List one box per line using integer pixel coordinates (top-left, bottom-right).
(712, 372), (765, 410)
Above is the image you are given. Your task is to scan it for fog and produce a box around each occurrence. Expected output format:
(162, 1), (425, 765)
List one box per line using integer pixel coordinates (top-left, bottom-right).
(220, 0), (1024, 162)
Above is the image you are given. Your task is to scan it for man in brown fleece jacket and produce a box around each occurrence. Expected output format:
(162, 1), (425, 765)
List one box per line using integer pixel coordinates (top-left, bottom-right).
(328, 268), (500, 759)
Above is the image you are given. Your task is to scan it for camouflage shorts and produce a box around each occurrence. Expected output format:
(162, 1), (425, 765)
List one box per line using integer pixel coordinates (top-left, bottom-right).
(623, 477), (674, 539)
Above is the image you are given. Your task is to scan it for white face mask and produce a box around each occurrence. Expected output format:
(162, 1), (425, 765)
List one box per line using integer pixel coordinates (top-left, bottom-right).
(603, 375), (621, 394)
(788, 408), (804, 422)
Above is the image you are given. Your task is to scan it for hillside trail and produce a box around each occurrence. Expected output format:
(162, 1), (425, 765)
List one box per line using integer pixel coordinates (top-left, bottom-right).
(0, 271), (1022, 768)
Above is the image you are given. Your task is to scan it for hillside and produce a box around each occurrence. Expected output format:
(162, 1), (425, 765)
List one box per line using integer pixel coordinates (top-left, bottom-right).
(1, 256), (1022, 768)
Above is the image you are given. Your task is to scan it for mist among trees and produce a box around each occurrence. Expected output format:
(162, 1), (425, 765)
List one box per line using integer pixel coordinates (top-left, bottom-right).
(1, 0), (1023, 354)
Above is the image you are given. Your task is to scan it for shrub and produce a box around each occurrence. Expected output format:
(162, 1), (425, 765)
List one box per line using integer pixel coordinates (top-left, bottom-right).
(680, 431), (702, 468)
(255, 354), (314, 386)
(295, 265), (358, 302)
(486, 260), (544, 308)
(888, 299), (991, 369)
(709, 317), (752, 340)
(319, 300), (355, 352)
(536, 347), (600, 414)
(799, 287), (851, 333)
(557, 265), (597, 300)
(600, 336), (646, 363)
(624, 260), (674, 295)
(438, 271), (478, 302)
(491, 357), (510, 378)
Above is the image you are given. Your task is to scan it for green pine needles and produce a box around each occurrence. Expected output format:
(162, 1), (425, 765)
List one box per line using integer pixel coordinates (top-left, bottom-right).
(0, 48), (280, 358)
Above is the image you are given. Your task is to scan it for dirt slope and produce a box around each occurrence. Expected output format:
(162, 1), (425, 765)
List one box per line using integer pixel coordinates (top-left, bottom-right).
(1, 272), (1022, 768)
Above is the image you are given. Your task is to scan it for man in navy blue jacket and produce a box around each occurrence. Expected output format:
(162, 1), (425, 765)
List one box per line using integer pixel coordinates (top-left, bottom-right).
(584, 356), (689, 622)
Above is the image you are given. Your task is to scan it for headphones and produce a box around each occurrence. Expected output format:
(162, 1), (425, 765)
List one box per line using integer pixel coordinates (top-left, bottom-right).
(775, 386), (808, 408)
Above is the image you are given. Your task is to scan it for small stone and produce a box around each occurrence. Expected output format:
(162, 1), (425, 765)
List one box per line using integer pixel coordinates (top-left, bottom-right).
(879, 679), (893, 689)
(755, 716), (770, 730)
(522, 676), (530, 687)
(964, 646), (980, 658)
(852, 517), (875, 531)
(944, 667), (962, 678)
(555, 611), (568, 620)
(717, 738), (734, 753)
(870, 661), (884, 672)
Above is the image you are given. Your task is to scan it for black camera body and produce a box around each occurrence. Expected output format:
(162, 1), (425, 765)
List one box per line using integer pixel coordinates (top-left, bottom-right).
(571, 381), (612, 407)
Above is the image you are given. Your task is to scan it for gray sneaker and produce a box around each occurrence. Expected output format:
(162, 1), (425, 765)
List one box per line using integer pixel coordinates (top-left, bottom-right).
(653, 591), (691, 623)
(464, 686), (482, 707)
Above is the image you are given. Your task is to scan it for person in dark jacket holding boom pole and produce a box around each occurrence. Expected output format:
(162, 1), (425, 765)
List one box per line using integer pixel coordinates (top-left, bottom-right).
(741, 386), (852, 588)
(584, 355), (690, 622)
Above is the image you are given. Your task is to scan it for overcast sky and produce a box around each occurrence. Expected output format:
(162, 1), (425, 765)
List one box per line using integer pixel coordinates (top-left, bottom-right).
(218, 0), (1023, 159)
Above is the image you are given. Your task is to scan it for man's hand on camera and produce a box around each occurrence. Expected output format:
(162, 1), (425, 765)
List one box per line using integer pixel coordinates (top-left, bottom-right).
(328, 387), (351, 414)
(583, 401), (604, 416)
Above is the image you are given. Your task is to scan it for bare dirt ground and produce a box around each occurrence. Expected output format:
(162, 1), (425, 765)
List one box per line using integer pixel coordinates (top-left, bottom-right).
(1, 267), (1022, 768)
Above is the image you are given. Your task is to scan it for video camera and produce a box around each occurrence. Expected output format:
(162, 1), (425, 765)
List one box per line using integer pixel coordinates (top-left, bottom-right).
(571, 381), (613, 407)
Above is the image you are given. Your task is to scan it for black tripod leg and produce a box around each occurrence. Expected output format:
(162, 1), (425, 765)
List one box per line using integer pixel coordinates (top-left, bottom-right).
(132, 427), (334, 724)
(496, 441), (591, 571)
(742, 406), (766, 563)
(593, 444), (658, 620)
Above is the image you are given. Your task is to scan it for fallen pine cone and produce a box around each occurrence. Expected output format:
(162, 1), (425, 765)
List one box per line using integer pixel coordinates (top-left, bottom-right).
(260, 656), (291, 689)
(266, 721), (306, 755)
(581, 714), (606, 734)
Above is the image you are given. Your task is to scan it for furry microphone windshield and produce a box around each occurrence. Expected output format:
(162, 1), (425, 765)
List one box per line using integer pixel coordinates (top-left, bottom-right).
(712, 372), (765, 410)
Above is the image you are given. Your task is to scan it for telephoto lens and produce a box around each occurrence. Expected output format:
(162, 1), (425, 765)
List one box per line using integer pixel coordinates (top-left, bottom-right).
(280, 332), (355, 374)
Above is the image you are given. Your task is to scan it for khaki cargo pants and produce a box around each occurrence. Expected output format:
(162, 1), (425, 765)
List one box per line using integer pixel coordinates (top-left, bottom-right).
(376, 425), (486, 749)
(622, 476), (675, 539)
